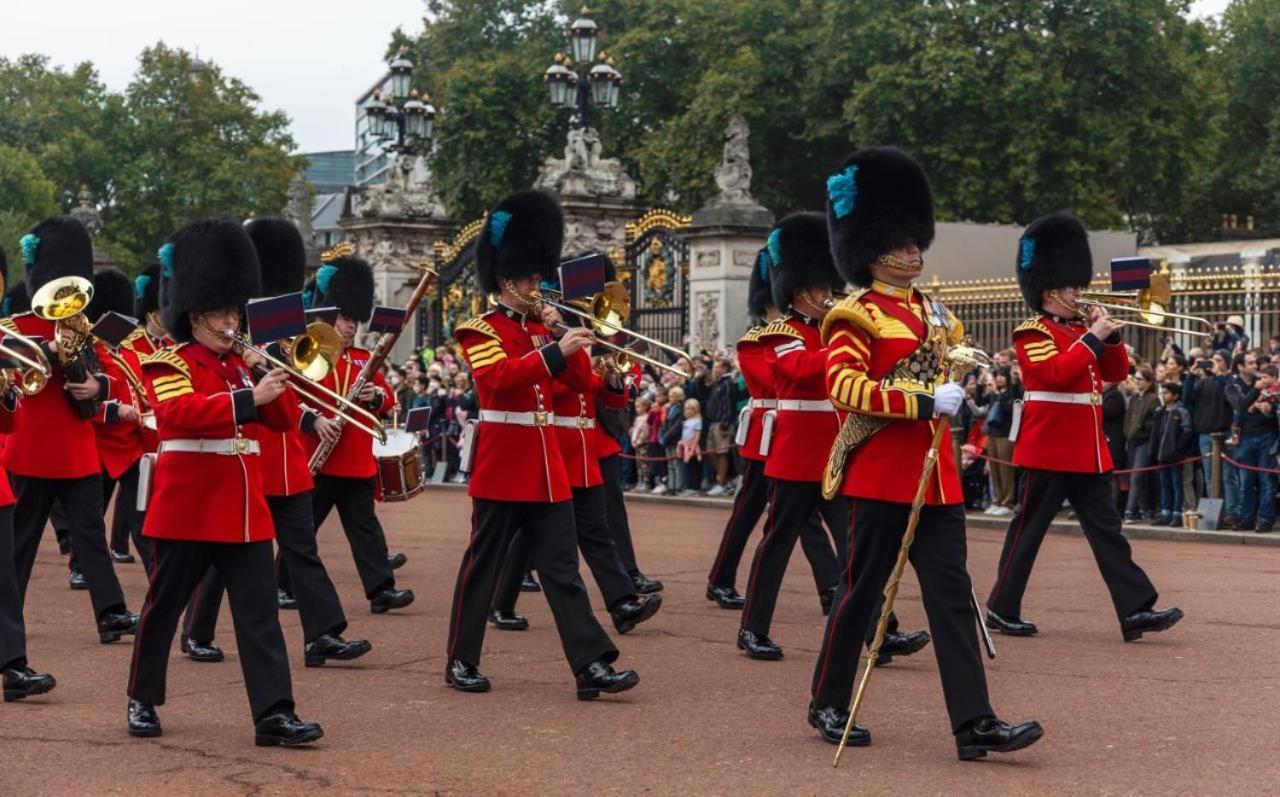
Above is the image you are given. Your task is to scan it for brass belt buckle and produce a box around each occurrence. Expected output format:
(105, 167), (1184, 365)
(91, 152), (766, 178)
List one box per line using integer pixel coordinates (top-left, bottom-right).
(233, 436), (251, 455)
(1090, 393), (1101, 406)
(576, 415), (589, 429)
(534, 411), (549, 427)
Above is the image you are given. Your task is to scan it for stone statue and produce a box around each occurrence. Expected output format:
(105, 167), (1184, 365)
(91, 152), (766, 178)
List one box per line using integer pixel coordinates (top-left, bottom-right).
(70, 187), (103, 237)
(696, 292), (721, 350)
(708, 115), (756, 207)
(350, 153), (446, 220)
(536, 126), (637, 200)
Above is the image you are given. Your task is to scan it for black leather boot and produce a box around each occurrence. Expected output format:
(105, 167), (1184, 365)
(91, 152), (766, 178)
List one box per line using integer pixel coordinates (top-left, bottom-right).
(986, 610), (1037, 636)
(808, 702), (870, 746)
(304, 633), (373, 667)
(3, 665), (56, 702)
(98, 609), (139, 644)
(574, 660), (639, 700)
(127, 699), (161, 738)
(370, 587), (415, 614)
(705, 584), (745, 609)
(445, 659), (491, 692)
(254, 709), (324, 747)
(737, 628), (783, 660)
(488, 610), (529, 631)
(955, 717), (1043, 760)
(1121, 607), (1183, 642)
(874, 630), (931, 666)
(181, 638), (225, 663)
(630, 571), (664, 594)
(610, 594), (662, 634)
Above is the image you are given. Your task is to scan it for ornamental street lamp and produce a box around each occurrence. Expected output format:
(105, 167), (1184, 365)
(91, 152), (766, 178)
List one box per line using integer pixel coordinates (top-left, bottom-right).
(543, 6), (622, 130)
(363, 49), (437, 154)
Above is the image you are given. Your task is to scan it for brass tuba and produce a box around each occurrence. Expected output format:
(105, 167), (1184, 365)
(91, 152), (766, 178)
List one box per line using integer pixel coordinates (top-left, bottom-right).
(31, 276), (102, 417)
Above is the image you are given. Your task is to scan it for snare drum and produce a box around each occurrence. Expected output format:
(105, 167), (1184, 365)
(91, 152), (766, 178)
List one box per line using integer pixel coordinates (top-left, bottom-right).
(373, 429), (425, 502)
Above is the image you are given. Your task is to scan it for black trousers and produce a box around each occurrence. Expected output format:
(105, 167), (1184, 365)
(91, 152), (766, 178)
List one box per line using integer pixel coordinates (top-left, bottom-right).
(0, 507), (26, 670)
(127, 539), (293, 721)
(708, 459), (842, 593)
(988, 469), (1158, 621)
(597, 455), (639, 574)
(448, 498), (616, 674)
(58, 464), (146, 568)
(270, 492), (347, 642)
(812, 500), (993, 732)
(182, 569), (224, 643)
(494, 485), (637, 614)
(741, 478), (846, 637)
(309, 475), (394, 599)
(12, 474), (125, 619)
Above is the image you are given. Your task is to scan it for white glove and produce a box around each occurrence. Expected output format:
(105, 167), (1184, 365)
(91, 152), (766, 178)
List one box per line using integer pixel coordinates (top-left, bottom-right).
(931, 383), (965, 418)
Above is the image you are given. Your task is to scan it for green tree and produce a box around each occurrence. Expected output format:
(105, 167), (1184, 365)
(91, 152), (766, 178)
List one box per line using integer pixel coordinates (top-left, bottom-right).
(0, 143), (59, 274)
(106, 43), (303, 265)
(1206, 0), (1280, 236)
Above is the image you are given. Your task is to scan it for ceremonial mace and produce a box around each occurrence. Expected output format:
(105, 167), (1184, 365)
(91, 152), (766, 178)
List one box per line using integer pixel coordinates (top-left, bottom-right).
(833, 343), (993, 767)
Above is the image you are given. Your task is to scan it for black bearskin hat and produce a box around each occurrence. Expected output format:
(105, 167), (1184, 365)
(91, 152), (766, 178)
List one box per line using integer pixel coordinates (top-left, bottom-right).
(767, 212), (842, 312)
(134, 263), (161, 320)
(245, 217), (307, 297)
(748, 247), (774, 320)
(825, 146), (935, 287)
(313, 255), (374, 323)
(87, 267), (134, 323)
(2, 283), (29, 317)
(1015, 212), (1094, 312)
(476, 190), (564, 294)
(160, 217), (262, 343)
(21, 215), (94, 296)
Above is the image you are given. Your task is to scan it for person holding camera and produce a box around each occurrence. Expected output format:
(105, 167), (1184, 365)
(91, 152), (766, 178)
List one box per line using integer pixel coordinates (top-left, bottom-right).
(1123, 365), (1160, 522)
(1225, 359), (1278, 532)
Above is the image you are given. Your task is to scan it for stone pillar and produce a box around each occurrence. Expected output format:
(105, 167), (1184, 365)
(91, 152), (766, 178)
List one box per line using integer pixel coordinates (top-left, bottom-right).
(536, 126), (645, 257)
(338, 154), (457, 363)
(683, 115), (773, 351)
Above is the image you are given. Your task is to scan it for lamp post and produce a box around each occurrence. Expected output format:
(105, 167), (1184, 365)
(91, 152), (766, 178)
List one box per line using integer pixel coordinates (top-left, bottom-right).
(363, 49), (437, 154)
(544, 6), (622, 130)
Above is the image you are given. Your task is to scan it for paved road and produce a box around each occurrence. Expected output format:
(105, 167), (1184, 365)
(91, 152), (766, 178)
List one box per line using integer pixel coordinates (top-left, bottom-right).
(4, 489), (1277, 794)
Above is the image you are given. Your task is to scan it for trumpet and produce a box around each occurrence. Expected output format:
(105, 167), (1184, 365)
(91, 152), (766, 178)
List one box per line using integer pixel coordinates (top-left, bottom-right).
(532, 283), (690, 378)
(222, 329), (388, 444)
(0, 326), (51, 396)
(1069, 275), (1213, 334)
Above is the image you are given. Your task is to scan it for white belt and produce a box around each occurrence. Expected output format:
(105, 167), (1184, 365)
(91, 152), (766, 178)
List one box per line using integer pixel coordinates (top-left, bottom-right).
(479, 409), (555, 427)
(1024, 390), (1100, 406)
(158, 438), (260, 456)
(776, 399), (834, 412)
(552, 415), (595, 430)
(749, 399), (778, 410)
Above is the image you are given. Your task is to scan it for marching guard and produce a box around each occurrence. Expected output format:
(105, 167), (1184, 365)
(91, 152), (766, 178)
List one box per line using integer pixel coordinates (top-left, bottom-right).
(299, 253), (415, 615)
(985, 212), (1183, 641)
(3, 216), (138, 644)
(488, 265), (662, 635)
(737, 212), (929, 666)
(245, 218), (372, 665)
(708, 247), (862, 611)
(125, 217), (322, 745)
(445, 189), (638, 698)
(808, 147), (1041, 759)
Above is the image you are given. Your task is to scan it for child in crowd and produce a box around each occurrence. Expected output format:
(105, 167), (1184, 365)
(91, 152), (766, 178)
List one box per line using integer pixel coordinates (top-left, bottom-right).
(677, 398), (703, 496)
(646, 387), (669, 492)
(1150, 381), (1197, 526)
(630, 397), (654, 491)
(660, 386), (687, 493)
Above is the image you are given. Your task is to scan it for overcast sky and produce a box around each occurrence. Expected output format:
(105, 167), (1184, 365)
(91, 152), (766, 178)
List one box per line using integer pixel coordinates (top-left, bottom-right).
(0, 0), (1235, 155)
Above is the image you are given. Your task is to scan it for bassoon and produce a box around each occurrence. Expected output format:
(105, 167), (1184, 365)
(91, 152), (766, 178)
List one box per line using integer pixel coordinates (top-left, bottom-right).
(308, 263), (438, 473)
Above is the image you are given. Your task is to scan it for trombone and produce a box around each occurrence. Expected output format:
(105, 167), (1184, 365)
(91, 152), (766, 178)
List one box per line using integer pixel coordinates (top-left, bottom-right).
(222, 329), (388, 444)
(0, 327), (51, 396)
(533, 282), (690, 377)
(1072, 275), (1213, 334)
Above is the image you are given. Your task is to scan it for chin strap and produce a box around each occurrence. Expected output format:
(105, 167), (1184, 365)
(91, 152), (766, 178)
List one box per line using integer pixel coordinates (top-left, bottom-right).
(877, 253), (924, 275)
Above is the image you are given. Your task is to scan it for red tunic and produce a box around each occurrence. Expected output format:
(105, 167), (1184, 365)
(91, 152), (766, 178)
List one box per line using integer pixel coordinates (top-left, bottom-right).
(259, 389), (315, 497)
(759, 316), (842, 483)
(121, 328), (172, 453)
(140, 343), (292, 543)
(551, 356), (626, 489)
(823, 282), (965, 506)
(303, 347), (394, 480)
(735, 327), (772, 462)
(1010, 314), (1129, 473)
(0, 313), (117, 479)
(92, 351), (145, 480)
(456, 306), (579, 503)
(0, 403), (16, 507)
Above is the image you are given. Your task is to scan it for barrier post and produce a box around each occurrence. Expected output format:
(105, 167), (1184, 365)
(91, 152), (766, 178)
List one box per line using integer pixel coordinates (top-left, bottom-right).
(1210, 432), (1224, 500)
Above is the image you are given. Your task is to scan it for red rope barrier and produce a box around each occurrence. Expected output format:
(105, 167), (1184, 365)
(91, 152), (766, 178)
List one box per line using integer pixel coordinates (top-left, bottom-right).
(972, 451), (1205, 475)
